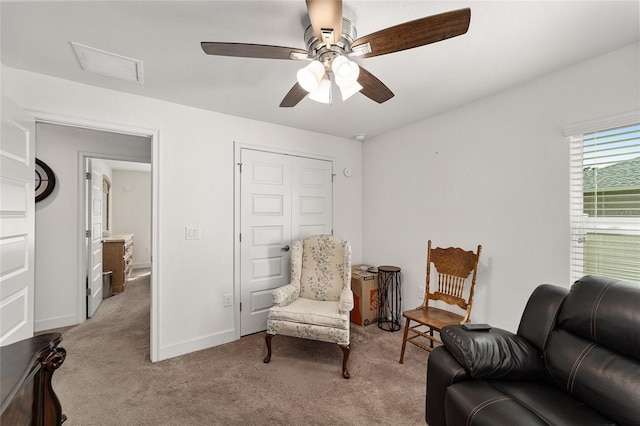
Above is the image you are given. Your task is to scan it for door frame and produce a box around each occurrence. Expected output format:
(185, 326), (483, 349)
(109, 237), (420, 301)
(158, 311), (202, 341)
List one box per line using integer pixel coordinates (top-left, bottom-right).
(29, 110), (161, 362)
(81, 155), (149, 317)
(233, 141), (335, 340)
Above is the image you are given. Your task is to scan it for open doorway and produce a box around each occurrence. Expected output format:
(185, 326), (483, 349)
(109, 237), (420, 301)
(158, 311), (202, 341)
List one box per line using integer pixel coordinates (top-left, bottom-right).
(34, 121), (156, 356)
(86, 158), (151, 318)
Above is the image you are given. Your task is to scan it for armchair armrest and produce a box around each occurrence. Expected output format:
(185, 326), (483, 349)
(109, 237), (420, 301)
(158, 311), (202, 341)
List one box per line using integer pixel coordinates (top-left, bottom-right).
(441, 325), (543, 380)
(272, 283), (299, 307)
(339, 287), (354, 313)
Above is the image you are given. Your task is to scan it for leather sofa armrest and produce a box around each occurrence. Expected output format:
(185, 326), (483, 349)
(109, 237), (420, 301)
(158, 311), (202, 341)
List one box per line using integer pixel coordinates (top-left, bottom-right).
(441, 325), (543, 380)
(426, 346), (469, 426)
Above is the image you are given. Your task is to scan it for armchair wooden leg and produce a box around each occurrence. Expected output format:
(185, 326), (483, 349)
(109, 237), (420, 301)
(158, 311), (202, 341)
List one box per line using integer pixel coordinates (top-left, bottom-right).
(263, 333), (273, 363)
(338, 344), (350, 379)
(399, 318), (410, 364)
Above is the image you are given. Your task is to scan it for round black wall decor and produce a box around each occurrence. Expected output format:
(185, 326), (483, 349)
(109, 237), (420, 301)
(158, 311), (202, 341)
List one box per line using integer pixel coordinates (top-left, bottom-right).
(35, 158), (56, 202)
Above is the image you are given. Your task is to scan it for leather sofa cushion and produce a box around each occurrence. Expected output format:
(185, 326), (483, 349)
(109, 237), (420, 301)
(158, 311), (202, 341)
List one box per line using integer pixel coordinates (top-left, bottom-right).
(445, 380), (615, 426)
(441, 325), (542, 380)
(545, 328), (640, 426)
(445, 381), (548, 426)
(558, 275), (640, 360)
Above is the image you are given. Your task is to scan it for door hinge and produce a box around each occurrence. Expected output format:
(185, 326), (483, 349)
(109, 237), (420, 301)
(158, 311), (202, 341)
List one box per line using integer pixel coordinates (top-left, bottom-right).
(86, 287), (92, 296)
(237, 162), (243, 173)
(332, 173), (336, 182)
(239, 233), (242, 242)
(240, 302), (242, 312)
(85, 229), (91, 238)
(86, 172), (91, 180)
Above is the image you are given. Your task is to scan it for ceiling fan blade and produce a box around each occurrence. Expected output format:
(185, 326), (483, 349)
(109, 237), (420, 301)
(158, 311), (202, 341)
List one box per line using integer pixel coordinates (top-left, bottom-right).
(201, 42), (308, 60)
(352, 8), (471, 58)
(280, 82), (308, 107)
(306, 0), (342, 44)
(358, 67), (394, 104)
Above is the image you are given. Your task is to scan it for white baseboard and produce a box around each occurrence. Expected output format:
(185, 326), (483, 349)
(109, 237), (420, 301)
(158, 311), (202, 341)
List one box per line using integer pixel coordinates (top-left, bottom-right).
(35, 314), (78, 332)
(132, 262), (151, 270)
(156, 328), (236, 361)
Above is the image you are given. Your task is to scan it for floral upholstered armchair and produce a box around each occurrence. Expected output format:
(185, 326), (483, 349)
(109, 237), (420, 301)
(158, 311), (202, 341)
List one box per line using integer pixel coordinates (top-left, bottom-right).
(263, 234), (354, 378)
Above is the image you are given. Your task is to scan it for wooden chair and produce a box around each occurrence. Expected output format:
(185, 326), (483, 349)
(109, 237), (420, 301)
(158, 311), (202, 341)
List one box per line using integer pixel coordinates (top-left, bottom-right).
(399, 240), (481, 363)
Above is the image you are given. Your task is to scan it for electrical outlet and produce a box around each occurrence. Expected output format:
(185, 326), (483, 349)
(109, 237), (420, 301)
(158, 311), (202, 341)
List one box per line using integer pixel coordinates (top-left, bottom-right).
(417, 286), (425, 299)
(223, 293), (232, 307)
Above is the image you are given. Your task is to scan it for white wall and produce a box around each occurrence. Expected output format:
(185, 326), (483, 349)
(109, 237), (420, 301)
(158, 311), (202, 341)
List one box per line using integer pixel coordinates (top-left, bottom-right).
(112, 170), (152, 268)
(3, 66), (363, 360)
(34, 123), (150, 332)
(362, 43), (640, 331)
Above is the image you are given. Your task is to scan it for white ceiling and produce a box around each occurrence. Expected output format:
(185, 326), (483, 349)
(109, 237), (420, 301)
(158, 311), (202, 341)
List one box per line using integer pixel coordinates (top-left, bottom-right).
(2, 1), (639, 140)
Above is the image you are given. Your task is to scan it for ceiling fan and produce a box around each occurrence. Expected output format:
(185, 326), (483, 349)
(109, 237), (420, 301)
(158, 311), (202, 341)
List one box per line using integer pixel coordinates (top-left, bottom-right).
(201, 1), (470, 107)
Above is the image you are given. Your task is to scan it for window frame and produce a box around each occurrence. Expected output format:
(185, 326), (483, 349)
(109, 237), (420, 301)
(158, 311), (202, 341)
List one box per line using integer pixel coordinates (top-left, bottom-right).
(565, 111), (640, 284)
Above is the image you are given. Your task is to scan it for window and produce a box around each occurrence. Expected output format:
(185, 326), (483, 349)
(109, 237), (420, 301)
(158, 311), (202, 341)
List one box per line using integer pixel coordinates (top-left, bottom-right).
(569, 121), (640, 284)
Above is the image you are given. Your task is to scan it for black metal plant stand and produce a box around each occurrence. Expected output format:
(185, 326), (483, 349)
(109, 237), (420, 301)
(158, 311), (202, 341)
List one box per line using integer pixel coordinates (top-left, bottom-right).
(377, 265), (402, 331)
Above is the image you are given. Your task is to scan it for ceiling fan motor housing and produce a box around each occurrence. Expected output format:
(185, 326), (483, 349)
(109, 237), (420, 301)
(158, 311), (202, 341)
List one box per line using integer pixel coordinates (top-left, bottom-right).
(304, 18), (357, 67)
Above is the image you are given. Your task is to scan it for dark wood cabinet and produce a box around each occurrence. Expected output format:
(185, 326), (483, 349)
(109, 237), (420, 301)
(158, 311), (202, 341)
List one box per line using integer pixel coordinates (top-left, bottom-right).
(0, 333), (66, 425)
(103, 233), (134, 293)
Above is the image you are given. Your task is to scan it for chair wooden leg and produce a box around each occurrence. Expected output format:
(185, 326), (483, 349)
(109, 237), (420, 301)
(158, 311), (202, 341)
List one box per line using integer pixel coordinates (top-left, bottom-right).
(338, 344), (350, 379)
(399, 318), (410, 364)
(263, 333), (273, 363)
(429, 329), (434, 348)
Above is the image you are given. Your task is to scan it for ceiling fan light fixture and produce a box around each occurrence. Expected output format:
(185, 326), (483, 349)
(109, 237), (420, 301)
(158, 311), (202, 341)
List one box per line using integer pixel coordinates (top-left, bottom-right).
(339, 81), (363, 101)
(332, 56), (359, 88)
(309, 77), (332, 104)
(296, 60), (325, 92)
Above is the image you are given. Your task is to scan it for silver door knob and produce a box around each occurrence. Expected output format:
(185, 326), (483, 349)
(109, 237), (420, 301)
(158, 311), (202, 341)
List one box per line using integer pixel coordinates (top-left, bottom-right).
(281, 245), (290, 251)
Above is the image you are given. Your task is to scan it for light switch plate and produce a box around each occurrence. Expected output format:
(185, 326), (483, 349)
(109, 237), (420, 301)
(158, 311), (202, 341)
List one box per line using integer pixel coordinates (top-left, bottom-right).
(185, 227), (201, 240)
(223, 293), (232, 307)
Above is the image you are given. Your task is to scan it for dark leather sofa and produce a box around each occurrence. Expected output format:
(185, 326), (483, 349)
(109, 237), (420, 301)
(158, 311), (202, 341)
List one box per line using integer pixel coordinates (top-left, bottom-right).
(425, 275), (640, 426)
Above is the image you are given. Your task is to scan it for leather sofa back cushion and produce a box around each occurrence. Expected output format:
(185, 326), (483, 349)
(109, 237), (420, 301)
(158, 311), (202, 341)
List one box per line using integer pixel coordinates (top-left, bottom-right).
(545, 329), (640, 426)
(557, 275), (640, 360)
(517, 284), (568, 352)
(441, 326), (543, 380)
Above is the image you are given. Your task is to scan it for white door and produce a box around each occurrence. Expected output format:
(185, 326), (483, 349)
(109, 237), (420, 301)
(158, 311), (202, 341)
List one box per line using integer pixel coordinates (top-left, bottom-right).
(86, 159), (103, 317)
(239, 149), (333, 336)
(0, 97), (35, 345)
(291, 155), (334, 239)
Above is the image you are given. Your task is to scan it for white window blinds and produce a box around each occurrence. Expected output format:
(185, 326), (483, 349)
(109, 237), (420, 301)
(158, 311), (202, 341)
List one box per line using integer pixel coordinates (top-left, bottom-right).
(569, 123), (640, 284)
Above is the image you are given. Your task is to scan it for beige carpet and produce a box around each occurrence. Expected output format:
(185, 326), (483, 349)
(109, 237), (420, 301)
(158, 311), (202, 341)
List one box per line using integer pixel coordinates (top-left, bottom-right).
(52, 272), (429, 425)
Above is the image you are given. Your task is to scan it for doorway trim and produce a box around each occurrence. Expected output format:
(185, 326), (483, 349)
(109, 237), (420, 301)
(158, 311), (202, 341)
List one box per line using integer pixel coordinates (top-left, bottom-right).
(29, 110), (161, 362)
(233, 141), (335, 340)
